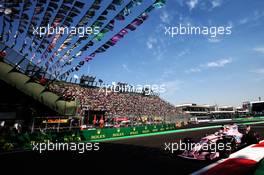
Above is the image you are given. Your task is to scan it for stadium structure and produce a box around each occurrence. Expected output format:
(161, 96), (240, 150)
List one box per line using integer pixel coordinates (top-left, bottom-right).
(1, 1), (264, 175)
(0, 0), (186, 144)
(0, 0), (263, 150)
(0, 0), (263, 144)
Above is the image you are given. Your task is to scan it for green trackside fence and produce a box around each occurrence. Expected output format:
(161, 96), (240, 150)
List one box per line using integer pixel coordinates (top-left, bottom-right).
(2, 121), (264, 151)
(234, 116), (264, 122)
(0, 124), (175, 150)
(81, 124), (176, 141)
(81, 117), (264, 142)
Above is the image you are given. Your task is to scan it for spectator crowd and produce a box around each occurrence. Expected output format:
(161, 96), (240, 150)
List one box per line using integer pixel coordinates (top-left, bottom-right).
(49, 82), (178, 118)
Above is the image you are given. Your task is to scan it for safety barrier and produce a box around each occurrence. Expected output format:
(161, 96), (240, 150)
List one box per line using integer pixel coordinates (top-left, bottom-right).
(81, 124), (176, 141)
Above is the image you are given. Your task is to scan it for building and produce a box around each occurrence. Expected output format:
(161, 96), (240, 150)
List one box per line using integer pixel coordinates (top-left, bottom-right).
(175, 103), (210, 117)
(250, 101), (264, 116)
(176, 99), (264, 120)
(176, 103), (238, 120)
(210, 105), (236, 119)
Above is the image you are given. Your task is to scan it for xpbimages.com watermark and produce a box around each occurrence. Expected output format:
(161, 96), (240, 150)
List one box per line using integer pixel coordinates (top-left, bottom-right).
(164, 140), (232, 154)
(32, 24), (100, 37)
(32, 141), (100, 153)
(98, 82), (166, 96)
(164, 24), (232, 38)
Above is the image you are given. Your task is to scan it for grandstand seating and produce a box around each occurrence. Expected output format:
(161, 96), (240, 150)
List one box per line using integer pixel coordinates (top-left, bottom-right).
(0, 61), (77, 116)
(48, 82), (178, 118)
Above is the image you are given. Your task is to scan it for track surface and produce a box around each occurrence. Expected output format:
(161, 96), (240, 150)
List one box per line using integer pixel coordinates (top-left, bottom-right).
(1, 124), (264, 174)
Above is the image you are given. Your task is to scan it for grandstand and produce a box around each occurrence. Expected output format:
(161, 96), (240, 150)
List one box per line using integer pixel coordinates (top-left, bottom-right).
(48, 81), (178, 123)
(0, 44), (77, 116)
(0, 40), (178, 123)
(0, 0), (170, 131)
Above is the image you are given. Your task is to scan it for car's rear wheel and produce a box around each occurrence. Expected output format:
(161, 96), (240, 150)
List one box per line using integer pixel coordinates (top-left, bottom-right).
(205, 154), (214, 161)
(217, 137), (235, 158)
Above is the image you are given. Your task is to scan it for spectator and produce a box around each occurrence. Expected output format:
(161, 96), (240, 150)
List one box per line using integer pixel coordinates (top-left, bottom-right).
(48, 82), (178, 118)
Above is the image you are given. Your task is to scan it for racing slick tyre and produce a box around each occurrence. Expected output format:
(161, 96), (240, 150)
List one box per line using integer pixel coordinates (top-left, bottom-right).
(216, 137), (236, 158)
(182, 137), (194, 144)
(175, 137), (195, 155)
(205, 154), (210, 161)
(205, 154), (213, 161)
(241, 132), (260, 145)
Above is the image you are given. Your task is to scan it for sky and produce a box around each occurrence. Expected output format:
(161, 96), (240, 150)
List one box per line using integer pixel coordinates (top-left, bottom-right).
(1, 0), (264, 107)
(80, 0), (264, 107)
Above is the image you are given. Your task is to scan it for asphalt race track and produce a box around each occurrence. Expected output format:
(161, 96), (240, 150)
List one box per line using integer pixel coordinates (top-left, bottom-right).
(1, 124), (264, 174)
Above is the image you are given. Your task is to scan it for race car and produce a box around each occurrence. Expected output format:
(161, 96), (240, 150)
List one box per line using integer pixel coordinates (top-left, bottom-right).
(178, 124), (259, 160)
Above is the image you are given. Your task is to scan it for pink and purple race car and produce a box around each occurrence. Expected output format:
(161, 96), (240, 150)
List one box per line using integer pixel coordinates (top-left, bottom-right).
(178, 124), (259, 160)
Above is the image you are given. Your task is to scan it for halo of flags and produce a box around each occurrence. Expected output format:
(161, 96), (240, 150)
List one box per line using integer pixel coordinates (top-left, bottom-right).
(11, 0), (33, 49)
(0, 0), (166, 80)
(0, 0), (23, 42)
(35, 0), (85, 64)
(49, 0), (144, 72)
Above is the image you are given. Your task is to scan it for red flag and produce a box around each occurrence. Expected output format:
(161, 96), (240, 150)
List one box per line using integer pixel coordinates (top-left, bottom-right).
(93, 115), (97, 125)
(99, 115), (104, 128)
(100, 115), (104, 121)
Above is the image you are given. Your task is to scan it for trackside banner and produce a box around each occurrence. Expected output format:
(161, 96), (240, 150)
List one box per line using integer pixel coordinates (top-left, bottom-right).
(81, 124), (176, 141)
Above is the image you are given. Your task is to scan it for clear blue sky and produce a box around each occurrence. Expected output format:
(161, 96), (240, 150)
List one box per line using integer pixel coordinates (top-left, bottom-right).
(2, 0), (264, 106)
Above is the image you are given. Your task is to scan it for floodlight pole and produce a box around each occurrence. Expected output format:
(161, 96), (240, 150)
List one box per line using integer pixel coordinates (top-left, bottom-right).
(31, 118), (35, 133)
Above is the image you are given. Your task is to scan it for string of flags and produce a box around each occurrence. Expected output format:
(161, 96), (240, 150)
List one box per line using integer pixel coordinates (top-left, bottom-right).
(47, 0), (134, 71)
(35, 0), (85, 65)
(0, 0), (166, 80)
(49, 0), (146, 72)
(59, 0), (166, 79)
(42, 0), (103, 68)
(29, 0), (75, 61)
(19, 0), (47, 53)
(59, 12), (148, 77)
(10, 0), (33, 48)
(0, 0), (22, 42)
